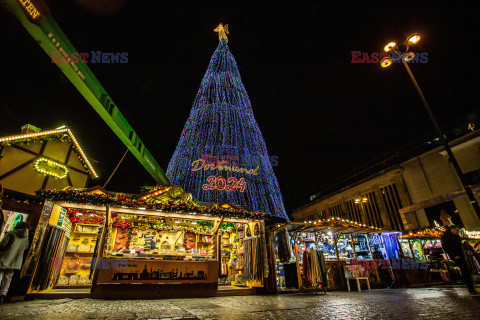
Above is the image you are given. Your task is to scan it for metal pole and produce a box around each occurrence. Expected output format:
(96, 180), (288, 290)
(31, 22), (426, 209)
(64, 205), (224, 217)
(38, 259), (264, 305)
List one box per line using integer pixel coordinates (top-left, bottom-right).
(103, 149), (129, 188)
(402, 61), (480, 221)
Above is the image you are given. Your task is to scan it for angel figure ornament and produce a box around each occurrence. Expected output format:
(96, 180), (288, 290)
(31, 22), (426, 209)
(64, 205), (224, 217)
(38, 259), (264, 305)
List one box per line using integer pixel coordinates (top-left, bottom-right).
(214, 23), (229, 43)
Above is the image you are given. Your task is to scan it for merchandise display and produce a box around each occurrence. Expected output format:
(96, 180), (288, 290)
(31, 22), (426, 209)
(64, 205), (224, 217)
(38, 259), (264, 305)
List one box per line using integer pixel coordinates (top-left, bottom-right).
(302, 249), (327, 289)
(31, 225), (68, 291)
(222, 222), (265, 287)
(352, 234), (372, 260)
(276, 228), (293, 263)
(55, 209), (103, 288)
(317, 233), (337, 261)
(104, 214), (221, 261)
(27, 184), (270, 298)
(337, 234), (355, 260)
(274, 221), (393, 292)
(95, 212), (265, 288)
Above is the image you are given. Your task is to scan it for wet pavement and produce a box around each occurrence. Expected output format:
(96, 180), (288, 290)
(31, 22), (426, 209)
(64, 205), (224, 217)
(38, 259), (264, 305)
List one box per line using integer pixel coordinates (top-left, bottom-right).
(1, 287), (479, 320)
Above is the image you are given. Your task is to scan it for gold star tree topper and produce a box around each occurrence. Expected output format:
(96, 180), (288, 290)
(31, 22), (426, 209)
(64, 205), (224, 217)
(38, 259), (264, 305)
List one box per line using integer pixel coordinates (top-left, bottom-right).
(214, 23), (229, 43)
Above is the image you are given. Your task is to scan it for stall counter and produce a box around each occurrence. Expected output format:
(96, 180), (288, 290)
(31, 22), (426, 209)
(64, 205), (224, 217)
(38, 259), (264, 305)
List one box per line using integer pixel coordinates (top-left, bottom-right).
(92, 258), (219, 298)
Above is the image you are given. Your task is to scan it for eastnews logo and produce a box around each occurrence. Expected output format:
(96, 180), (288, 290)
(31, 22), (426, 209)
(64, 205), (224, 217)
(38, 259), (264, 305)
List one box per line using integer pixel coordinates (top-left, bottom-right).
(351, 258), (428, 270)
(351, 51), (428, 63)
(51, 51), (128, 64)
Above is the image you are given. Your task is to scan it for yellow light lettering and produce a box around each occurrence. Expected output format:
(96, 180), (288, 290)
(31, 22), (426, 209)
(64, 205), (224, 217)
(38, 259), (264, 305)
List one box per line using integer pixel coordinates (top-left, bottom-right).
(31, 9), (40, 19)
(190, 159), (205, 171)
(18, 0), (41, 19)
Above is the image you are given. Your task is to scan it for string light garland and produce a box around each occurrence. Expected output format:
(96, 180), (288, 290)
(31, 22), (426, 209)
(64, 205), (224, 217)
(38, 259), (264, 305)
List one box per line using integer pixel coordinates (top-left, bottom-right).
(34, 158), (68, 179)
(66, 208), (106, 226)
(36, 188), (270, 220)
(111, 215), (237, 233)
(166, 38), (288, 220)
(0, 128), (98, 178)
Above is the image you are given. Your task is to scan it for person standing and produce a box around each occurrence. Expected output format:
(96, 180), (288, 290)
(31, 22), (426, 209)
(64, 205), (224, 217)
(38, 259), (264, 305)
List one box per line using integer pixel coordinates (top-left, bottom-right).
(0, 221), (29, 304)
(373, 246), (394, 287)
(441, 225), (477, 294)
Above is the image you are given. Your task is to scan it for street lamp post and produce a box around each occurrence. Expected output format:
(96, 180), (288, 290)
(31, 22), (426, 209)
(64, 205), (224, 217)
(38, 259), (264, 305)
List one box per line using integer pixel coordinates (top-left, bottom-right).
(380, 34), (480, 221)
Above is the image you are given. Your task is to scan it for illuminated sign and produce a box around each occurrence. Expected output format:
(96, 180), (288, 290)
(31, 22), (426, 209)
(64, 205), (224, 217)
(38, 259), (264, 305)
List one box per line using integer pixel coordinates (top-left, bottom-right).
(202, 176), (247, 192)
(34, 158), (68, 179)
(191, 159), (259, 176)
(18, 0), (40, 19)
(464, 230), (480, 240)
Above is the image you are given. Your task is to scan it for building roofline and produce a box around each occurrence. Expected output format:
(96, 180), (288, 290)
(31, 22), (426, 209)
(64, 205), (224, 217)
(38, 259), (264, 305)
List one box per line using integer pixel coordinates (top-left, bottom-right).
(294, 129), (480, 214)
(292, 165), (402, 214)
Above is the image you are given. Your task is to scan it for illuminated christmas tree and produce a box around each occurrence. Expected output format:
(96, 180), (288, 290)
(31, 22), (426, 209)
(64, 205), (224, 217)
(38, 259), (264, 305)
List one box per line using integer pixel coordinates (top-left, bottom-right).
(167, 25), (288, 220)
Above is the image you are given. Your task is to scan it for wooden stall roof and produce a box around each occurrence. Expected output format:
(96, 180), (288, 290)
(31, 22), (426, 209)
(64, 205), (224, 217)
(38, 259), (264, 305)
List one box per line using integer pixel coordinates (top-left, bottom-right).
(272, 217), (390, 234)
(0, 127), (98, 178)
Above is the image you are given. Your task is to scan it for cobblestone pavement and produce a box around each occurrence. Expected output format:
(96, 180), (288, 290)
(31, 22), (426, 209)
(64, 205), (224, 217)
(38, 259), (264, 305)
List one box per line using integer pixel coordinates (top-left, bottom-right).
(1, 287), (479, 320)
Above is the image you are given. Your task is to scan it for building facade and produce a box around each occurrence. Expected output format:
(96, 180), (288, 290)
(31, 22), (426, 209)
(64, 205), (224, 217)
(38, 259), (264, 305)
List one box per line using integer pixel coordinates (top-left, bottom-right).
(293, 130), (480, 231)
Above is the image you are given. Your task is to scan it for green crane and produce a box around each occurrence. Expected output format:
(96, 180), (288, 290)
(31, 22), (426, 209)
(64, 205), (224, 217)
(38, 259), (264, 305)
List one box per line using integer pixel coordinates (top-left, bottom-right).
(2, 0), (170, 186)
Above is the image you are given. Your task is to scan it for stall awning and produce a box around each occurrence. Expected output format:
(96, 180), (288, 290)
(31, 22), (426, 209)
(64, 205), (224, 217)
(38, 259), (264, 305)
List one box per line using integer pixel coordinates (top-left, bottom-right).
(274, 218), (389, 234)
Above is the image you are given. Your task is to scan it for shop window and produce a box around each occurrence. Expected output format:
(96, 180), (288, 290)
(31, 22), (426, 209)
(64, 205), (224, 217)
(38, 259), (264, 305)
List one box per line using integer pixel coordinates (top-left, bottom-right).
(336, 234), (355, 260)
(352, 234), (372, 260)
(399, 238), (413, 258)
(317, 232), (337, 260)
(368, 234), (388, 259)
(380, 232), (403, 260)
(409, 239), (427, 262)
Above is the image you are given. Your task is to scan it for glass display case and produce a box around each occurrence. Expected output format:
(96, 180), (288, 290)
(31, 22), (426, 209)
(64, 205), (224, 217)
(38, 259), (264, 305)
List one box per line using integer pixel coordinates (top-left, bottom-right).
(368, 233), (388, 259)
(400, 238), (413, 258)
(337, 234), (355, 260)
(352, 234), (372, 260)
(409, 239), (425, 261)
(55, 209), (104, 288)
(317, 233), (337, 260)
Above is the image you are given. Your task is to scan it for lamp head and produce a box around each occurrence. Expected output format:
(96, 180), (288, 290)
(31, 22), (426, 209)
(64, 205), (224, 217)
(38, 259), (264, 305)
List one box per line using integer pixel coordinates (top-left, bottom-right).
(384, 42), (397, 52)
(403, 52), (416, 62)
(407, 33), (420, 45)
(380, 56), (392, 68)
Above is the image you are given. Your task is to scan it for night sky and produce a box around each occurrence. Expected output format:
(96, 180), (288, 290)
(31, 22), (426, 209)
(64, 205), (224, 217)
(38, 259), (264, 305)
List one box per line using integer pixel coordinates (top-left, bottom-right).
(1, 1), (479, 215)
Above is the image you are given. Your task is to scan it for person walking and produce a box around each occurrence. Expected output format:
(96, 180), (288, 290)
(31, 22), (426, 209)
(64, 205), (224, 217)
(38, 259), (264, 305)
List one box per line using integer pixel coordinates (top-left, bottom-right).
(0, 221), (29, 304)
(441, 225), (477, 294)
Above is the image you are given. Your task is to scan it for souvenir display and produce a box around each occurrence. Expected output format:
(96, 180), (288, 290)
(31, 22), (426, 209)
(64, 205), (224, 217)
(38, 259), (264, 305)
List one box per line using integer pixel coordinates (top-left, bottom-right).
(24, 181), (269, 300)
(53, 210), (103, 288)
(69, 275), (79, 285)
(31, 225), (68, 291)
(276, 228), (292, 263)
(57, 276), (69, 286)
(78, 275), (91, 285)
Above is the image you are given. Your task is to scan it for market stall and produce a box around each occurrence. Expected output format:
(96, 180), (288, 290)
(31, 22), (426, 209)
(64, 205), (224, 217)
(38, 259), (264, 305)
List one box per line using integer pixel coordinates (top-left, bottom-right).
(399, 227), (480, 286)
(271, 217), (393, 292)
(23, 187), (269, 299)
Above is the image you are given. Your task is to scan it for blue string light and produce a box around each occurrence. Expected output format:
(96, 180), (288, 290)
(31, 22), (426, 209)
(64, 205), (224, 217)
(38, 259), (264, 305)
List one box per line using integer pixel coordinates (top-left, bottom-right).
(167, 40), (288, 220)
